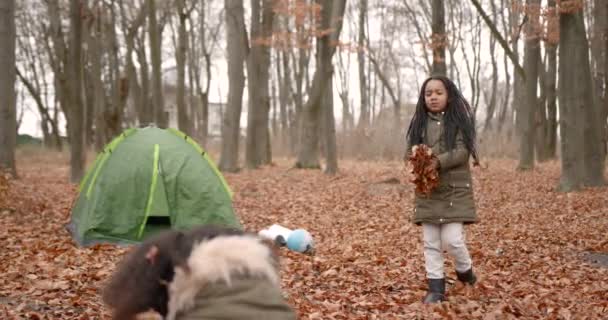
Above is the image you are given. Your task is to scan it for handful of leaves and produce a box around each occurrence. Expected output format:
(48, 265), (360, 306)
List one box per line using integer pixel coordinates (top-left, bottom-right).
(406, 145), (439, 196)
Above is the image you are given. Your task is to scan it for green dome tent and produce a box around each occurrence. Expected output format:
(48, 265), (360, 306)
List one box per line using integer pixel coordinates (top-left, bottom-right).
(68, 127), (241, 246)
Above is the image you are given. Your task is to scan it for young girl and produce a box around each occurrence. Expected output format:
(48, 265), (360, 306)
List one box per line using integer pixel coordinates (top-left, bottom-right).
(405, 76), (479, 304)
(103, 225), (296, 319)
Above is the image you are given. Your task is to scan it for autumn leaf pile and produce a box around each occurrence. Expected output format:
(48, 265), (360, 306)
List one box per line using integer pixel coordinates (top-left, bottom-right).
(1, 153), (607, 319)
(407, 144), (439, 196)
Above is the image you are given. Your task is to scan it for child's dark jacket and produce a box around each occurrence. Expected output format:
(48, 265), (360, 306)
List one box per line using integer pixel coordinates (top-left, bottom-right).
(406, 112), (477, 225)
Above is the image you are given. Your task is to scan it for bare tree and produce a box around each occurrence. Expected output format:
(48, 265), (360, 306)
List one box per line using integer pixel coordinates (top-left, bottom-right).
(558, 3), (604, 191)
(357, 0), (369, 130)
(518, 0), (541, 170)
(590, 0), (607, 163)
(245, 0), (275, 169)
(482, 0), (499, 132)
(147, 0), (166, 127)
(430, 0), (446, 76)
(544, 0), (558, 159)
(175, 0), (193, 136)
(295, 0), (346, 171)
(219, 0), (246, 172)
(66, 0), (86, 182)
(0, 0), (16, 177)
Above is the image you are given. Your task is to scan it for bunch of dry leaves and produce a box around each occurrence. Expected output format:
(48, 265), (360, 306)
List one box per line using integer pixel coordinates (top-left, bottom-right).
(407, 144), (439, 196)
(0, 153), (606, 319)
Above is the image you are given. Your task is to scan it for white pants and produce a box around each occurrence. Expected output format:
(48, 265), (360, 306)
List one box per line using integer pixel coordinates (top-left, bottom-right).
(422, 223), (472, 279)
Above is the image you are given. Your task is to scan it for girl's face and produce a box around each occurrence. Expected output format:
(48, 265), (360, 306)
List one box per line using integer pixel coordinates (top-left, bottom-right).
(424, 79), (448, 113)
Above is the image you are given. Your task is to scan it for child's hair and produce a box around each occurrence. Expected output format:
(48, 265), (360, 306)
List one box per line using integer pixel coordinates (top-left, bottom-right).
(102, 225), (245, 320)
(406, 76), (479, 165)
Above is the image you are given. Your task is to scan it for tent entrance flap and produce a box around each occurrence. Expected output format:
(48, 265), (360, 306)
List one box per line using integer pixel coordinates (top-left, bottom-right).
(138, 145), (171, 239)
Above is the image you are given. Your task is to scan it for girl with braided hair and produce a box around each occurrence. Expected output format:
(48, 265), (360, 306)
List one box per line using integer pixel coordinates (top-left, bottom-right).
(405, 76), (480, 304)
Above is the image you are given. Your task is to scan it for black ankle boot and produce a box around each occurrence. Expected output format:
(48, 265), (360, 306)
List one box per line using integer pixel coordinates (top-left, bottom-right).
(423, 278), (445, 304)
(456, 268), (477, 285)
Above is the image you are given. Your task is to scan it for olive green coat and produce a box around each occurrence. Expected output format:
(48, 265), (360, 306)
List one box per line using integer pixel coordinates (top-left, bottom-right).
(406, 112), (478, 225)
(173, 278), (297, 320)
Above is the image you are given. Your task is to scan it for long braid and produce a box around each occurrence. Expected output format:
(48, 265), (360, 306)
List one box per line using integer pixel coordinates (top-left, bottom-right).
(406, 76), (479, 165)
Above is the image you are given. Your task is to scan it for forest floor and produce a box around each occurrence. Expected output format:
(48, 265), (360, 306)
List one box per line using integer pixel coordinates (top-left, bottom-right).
(1, 150), (607, 319)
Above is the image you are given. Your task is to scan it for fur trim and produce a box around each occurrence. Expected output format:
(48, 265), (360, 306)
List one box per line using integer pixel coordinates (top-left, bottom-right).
(166, 235), (278, 320)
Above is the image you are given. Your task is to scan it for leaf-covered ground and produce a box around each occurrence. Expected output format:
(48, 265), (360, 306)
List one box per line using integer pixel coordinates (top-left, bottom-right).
(1, 154), (607, 319)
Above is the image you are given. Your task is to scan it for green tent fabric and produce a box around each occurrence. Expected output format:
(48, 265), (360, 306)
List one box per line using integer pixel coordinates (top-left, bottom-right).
(68, 127), (241, 246)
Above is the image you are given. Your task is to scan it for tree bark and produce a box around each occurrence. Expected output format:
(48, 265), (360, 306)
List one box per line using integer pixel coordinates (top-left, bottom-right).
(323, 73), (337, 174)
(176, 0), (190, 135)
(517, 0), (540, 170)
(357, 0), (369, 130)
(591, 0), (608, 165)
(68, 0), (86, 182)
(135, 35), (152, 125)
(219, 0), (247, 172)
(295, 0), (346, 170)
(245, 0), (274, 169)
(147, 0), (166, 127)
(545, 0), (558, 160)
(431, 0), (446, 76)
(483, 0), (499, 132)
(0, 0), (16, 177)
(558, 6), (603, 191)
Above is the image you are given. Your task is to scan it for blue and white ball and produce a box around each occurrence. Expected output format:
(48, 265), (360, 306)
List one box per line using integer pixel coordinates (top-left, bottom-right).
(286, 229), (314, 253)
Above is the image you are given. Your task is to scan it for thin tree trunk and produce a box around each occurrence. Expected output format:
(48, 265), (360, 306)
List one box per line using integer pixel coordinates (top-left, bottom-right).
(323, 74), (337, 174)
(136, 35), (152, 125)
(245, 0), (274, 169)
(87, 5), (106, 150)
(176, 0), (190, 135)
(0, 0), (16, 177)
(545, 0), (558, 159)
(536, 51), (549, 162)
(219, 0), (246, 172)
(357, 0), (369, 130)
(68, 0), (85, 182)
(483, 0), (499, 132)
(517, 0), (540, 170)
(148, 0), (166, 127)
(431, 0), (446, 76)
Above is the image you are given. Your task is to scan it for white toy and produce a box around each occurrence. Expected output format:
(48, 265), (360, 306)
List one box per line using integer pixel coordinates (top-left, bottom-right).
(258, 224), (293, 246)
(258, 224), (315, 254)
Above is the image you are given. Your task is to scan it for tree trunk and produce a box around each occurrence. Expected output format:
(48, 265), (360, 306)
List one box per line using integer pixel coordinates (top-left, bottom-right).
(147, 0), (166, 127)
(517, 0), (540, 170)
(219, 0), (246, 172)
(323, 74), (337, 174)
(87, 6), (106, 150)
(509, 3), (524, 138)
(295, 0), (346, 169)
(591, 0), (608, 165)
(558, 7), (603, 191)
(136, 35), (152, 125)
(198, 0), (213, 147)
(68, 0), (85, 182)
(545, 0), (558, 160)
(107, 4), (125, 141)
(0, 0), (16, 177)
(245, 0), (274, 169)
(535, 52), (550, 162)
(483, 0), (499, 132)
(357, 0), (369, 130)
(276, 50), (289, 147)
(176, 0), (190, 135)
(431, 0), (446, 76)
